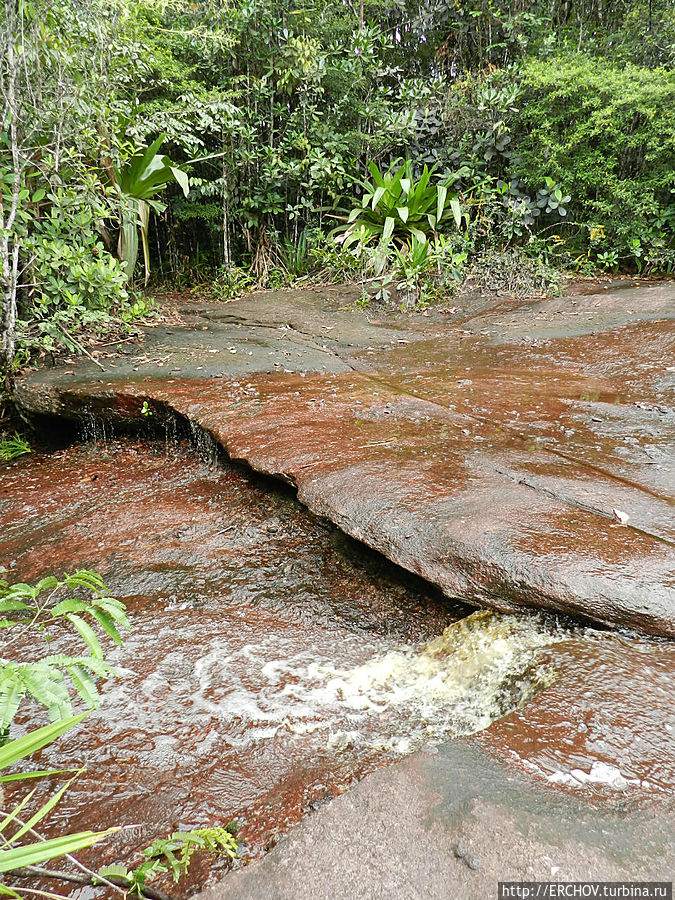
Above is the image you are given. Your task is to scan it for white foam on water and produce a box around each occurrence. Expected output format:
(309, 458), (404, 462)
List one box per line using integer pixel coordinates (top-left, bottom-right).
(188, 609), (564, 756)
(547, 760), (641, 790)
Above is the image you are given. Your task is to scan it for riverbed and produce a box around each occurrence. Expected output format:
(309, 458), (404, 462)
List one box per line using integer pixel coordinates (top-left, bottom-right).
(1, 438), (673, 896)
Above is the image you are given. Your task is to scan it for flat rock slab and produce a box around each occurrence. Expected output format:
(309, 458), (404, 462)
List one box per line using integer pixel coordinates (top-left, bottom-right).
(195, 739), (674, 900)
(18, 281), (675, 636)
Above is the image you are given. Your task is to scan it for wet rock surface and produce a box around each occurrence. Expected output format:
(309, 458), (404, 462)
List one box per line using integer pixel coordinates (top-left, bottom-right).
(196, 739), (674, 900)
(2, 443), (673, 899)
(17, 280), (675, 636)
(1, 441), (468, 892)
(3, 440), (590, 896)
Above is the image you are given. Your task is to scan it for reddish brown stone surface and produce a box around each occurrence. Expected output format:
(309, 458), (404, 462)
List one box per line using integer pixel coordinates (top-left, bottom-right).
(0, 440), (467, 893)
(17, 280), (675, 636)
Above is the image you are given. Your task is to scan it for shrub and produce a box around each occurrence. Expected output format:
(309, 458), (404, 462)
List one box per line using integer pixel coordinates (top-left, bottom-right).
(469, 247), (564, 297)
(513, 55), (675, 268)
(27, 238), (129, 313)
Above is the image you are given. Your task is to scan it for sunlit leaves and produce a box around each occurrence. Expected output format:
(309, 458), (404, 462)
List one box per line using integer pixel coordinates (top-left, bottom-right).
(112, 134), (190, 284)
(333, 158), (463, 273)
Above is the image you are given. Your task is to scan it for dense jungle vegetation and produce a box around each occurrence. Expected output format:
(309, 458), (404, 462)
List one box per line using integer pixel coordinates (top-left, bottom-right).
(1, 0), (674, 391)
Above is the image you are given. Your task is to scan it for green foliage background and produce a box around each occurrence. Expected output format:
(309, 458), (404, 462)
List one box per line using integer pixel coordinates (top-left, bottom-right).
(515, 56), (675, 267)
(1, 0), (674, 375)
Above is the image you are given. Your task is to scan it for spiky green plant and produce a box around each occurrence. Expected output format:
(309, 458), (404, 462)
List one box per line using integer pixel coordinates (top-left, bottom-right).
(112, 135), (189, 285)
(0, 435), (30, 462)
(0, 715), (119, 888)
(334, 159), (463, 273)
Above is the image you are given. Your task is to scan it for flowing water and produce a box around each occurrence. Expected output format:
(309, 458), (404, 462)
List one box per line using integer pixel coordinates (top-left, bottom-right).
(1, 438), (672, 896)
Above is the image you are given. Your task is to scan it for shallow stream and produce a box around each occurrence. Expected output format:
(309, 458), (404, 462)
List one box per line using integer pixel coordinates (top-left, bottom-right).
(1, 438), (673, 896)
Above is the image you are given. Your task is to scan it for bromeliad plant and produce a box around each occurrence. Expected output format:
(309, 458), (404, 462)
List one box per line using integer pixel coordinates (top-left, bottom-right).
(0, 571), (130, 734)
(334, 159), (463, 274)
(111, 135), (190, 286)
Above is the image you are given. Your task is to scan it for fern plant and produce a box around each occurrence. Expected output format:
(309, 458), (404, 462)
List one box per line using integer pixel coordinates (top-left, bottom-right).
(98, 827), (239, 896)
(0, 571), (129, 733)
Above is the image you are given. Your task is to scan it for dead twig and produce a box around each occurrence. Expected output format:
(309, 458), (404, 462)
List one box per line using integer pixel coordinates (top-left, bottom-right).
(11, 866), (175, 900)
(58, 326), (106, 371)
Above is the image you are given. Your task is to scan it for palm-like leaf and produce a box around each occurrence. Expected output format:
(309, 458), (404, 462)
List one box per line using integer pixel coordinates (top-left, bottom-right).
(0, 716), (118, 883)
(112, 134), (190, 285)
(0, 572), (129, 731)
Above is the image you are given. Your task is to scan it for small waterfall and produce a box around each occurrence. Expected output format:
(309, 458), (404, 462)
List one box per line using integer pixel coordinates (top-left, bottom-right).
(80, 408), (109, 449)
(163, 410), (179, 454)
(189, 419), (222, 466)
(322, 609), (561, 749)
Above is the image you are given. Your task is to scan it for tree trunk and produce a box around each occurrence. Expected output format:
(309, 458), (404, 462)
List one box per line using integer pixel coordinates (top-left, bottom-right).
(0, 27), (24, 395)
(221, 139), (231, 266)
(0, 239), (20, 394)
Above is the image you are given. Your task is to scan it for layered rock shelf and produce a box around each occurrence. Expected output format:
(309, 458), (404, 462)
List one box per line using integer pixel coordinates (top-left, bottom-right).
(18, 280), (675, 637)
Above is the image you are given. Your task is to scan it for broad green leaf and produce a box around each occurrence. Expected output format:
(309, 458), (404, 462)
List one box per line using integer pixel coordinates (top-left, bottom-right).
(449, 196), (461, 228)
(396, 206), (409, 223)
(88, 609), (122, 645)
(367, 160), (385, 187)
(0, 601), (29, 613)
(94, 598), (129, 628)
(371, 186), (385, 210)
(66, 663), (100, 709)
(0, 714), (86, 770)
(169, 166), (189, 198)
(34, 576), (58, 594)
(51, 597), (87, 617)
(380, 216), (395, 246)
(2, 585), (33, 599)
(436, 184), (447, 221)
(76, 657), (113, 679)
(65, 571), (106, 594)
